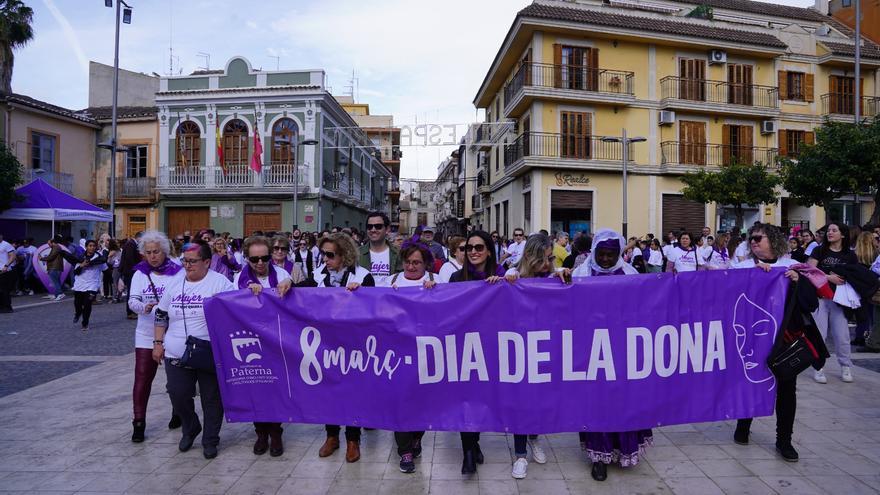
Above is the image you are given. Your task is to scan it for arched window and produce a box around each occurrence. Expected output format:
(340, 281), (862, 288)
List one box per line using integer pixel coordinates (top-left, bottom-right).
(222, 119), (249, 167)
(176, 121), (201, 167)
(271, 118), (298, 163)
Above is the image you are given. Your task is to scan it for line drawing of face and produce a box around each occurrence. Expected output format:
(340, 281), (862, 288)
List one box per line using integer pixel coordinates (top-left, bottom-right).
(733, 293), (777, 392)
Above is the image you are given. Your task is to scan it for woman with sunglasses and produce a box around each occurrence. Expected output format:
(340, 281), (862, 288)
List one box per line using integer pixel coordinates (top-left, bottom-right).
(572, 229), (651, 482)
(438, 235), (465, 283)
(209, 237), (240, 282)
(268, 236), (309, 285)
(448, 231), (506, 475)
(313, 233), (375, 463)
(291, 235), (316, 280)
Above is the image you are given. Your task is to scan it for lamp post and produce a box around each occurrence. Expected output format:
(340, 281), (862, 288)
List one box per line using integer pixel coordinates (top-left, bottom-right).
(602, 129), (646, 238)
(295, 138), (319, 230)
(103, 0), (132, 237)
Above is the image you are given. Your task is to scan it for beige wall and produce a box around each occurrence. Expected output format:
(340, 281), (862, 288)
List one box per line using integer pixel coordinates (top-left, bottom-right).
(94, 120), (159, 202)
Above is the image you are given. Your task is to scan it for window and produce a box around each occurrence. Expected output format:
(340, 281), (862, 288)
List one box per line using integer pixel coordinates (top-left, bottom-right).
(223, 119), (249, 167)
(779, 130), (814, 158)
(503, 200), (509, 238)
(722, 124), (754, 165)
(787, 72), (805, 100)
(679, 58), (706, 101)
(778, 70), (813, 102)
(126, 145), (148, 178)
(417, 212), (427, 227)
(31, 131), (56, 170)
(554, 45), (599, 91)
(175, 121), (200, 167)
(561, 111), (592, 159)
(842, 0), (852, 6)
(271, 118), (298, 163)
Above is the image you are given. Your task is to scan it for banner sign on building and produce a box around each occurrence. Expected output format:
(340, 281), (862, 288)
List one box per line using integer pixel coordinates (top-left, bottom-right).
(204, 269), (787, 433)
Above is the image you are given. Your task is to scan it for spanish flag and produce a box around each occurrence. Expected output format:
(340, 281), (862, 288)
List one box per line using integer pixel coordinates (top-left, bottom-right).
(216, 125), (226, 175)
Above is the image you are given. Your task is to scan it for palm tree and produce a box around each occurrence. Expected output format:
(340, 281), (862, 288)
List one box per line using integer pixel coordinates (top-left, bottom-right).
(0, 0), (34, 94)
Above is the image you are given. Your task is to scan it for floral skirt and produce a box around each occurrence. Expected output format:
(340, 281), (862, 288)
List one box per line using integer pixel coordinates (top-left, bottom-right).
(584, 430), (653, 467)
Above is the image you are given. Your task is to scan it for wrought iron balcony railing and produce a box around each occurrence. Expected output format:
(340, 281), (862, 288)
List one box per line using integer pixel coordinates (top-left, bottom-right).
(660, 76), (779, 109)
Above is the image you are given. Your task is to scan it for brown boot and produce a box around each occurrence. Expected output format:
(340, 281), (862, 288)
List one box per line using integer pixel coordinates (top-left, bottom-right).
(269, 424), (284, 457)
(318, 436), (339, 457)
(345, 439), (361, 463)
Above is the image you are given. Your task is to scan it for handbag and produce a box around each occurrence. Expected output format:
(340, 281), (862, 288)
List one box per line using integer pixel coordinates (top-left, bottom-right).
(173, 279), (215, 371)
(768, 335), (817, 381)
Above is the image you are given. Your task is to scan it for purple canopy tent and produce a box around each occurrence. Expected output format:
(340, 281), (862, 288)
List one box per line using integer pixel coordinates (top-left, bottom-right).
(0, 179), (112, 236)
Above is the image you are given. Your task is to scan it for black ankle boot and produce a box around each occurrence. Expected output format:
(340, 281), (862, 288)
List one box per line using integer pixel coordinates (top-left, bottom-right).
(461, 449), (477, 474)
(591, 461), (608, 481)
(168, 414), (182, 430)
(776, 441), (799, 462)
(474, 443), (484, 464)
(734, 426), (750, 445)
(131, 420), (146, 443)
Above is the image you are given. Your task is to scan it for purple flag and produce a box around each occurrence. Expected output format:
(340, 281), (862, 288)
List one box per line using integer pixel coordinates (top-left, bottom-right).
(204, 268), (788, 433)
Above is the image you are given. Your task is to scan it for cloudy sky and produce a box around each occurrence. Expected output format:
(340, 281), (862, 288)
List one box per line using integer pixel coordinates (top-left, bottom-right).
(14, 0), (813, 180)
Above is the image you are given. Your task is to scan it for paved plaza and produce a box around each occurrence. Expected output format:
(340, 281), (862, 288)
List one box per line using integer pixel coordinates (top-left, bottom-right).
(2, 297), (880, 494)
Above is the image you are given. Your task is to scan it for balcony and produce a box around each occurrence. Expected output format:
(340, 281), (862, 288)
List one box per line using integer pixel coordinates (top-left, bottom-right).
(20, 169), (73, 194)
(157, 162), (309, 194)
(473, 123), (493, 151)
(504, 132), (630, 175)
(108, 177), (156, 200)
(471, 194), (482, 212)
(504, 63), (635, 117)
(660, 141), (778, 171)
(659, 76), (779, 117)
(476, 170), (490, 195)
(821, 93), (880, 119)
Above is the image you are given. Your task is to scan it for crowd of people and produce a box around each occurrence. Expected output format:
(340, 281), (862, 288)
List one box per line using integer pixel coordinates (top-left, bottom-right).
(1, 213), (879, 482)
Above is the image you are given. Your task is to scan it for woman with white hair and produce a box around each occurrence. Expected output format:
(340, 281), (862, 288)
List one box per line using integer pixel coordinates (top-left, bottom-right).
(127, 230), (183, 442)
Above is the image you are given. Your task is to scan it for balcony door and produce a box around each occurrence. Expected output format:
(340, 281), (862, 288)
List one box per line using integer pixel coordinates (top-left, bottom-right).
(679, 120), (706, 166)
(554, 44), (598, 91)
(679, 58), (706, 101)
(222, 119), (249, 178)
(722, 124), (754, 165)
(727, 64), (753, 105)
(561, 111), (592, 159)
(829, 75), (857, 114)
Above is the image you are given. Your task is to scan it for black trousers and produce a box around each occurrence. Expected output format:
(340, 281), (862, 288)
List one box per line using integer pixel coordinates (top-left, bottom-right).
(0, 270), (13, 311)
(325, 425), (361, 441)
(165, 359), (224, 448)
(123, 273), (135, 316)
(460, 432), (481, 452)
(394, 431), (425, 456)
(737, 376), (797, 444)
(73, 291), (96, 326)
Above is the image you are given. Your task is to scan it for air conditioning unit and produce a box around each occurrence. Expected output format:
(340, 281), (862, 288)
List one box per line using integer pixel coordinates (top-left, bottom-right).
(761, 120), (777, 134)
(708, 49), (727, 65)
(659, 110), (676, 125)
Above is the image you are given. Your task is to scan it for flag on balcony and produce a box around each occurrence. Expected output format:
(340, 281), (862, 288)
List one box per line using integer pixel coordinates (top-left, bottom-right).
(250, 125), (263, 173)
(216, 126), (226, 175)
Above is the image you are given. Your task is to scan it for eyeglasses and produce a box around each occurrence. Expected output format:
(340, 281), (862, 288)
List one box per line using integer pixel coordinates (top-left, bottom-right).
(248, 255), (271, 263)
(457, 246), (466, 252)
(366, 223), (385, 231)
(465, 244), (486, 253)
(514, 233), (524, 237)
(491, 235), (498, 238)
(749, 235), (765, 243)
(181, 258), (205, 265)
(273, 246), (289, 252)
(321, 251), (337, 259)
(404, 259), (424, 266)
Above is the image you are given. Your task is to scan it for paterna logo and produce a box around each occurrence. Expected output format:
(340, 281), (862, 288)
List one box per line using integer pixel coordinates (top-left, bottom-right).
(230, 330), (263, 363)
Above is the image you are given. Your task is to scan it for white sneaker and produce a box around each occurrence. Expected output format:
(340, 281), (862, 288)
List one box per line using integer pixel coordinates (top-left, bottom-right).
(528, 437), (547, 464)
(27, 290), (34, 296)
(511, 458), (528, 479)
(55, 294), (66, 301)
(813, 369), (827, 384)
(841, 366), (853, 383)
(42, 294), (55, 300)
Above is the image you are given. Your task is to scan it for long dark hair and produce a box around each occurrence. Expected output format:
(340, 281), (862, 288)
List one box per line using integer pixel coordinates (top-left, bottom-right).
(460, 230), (498, 281)
(817, 222), (850, 258)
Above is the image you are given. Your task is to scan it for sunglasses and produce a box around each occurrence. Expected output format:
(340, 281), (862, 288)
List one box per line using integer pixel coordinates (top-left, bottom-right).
(749, 235), (765, 243)
(366, 223), (385, 231)
(273, 246), (289, 252)
(457, 246), (466, 252)
(465, 244), (487, 253)
(321, 251), (337, 259)
(248, 255), (271, 263)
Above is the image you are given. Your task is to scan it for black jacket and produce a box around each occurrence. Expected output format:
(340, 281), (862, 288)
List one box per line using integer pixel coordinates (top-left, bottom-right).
(774, 277), (830, 374)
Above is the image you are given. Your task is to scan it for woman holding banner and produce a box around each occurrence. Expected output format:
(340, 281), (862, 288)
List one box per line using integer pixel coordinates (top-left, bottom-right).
(572, 229), (651, 482)
(382, 237), (439, 473)
(449, 230), (506, 475)
(313, 233), (375, 463)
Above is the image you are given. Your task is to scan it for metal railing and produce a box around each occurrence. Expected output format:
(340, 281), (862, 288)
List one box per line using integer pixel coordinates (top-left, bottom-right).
(660, 141), (778, 167)
(505, 132), (629, 164)
(660, 76), (779, 108)
(20, 168), (74, 194)
(263, 162), (308, 188)
(109, 177), (155, 198)
(504, 63), (635, 103)
(159, 165), (206, 188)
(821, 93), (880, 116)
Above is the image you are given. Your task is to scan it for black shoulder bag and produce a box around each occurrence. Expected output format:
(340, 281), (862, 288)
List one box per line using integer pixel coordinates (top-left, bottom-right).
(175, 278), (215, 371)
(768, 279), (819, 381)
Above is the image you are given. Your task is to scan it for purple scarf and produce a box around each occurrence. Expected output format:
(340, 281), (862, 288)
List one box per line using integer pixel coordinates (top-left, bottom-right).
(238, 264), (279, 289)
(134, 258), (182, 276)
(211, 254), (240, 281)
(275, 259), (294, 275)
(466, 263), (506, 280)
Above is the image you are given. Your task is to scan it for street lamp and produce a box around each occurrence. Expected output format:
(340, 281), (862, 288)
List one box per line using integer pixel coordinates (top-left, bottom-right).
(602, 129), (646, 238)
(104, 0), (133, 237)
(295, 138), (319, 230)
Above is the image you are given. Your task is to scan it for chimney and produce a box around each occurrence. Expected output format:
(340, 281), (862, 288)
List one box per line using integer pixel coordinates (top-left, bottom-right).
(814, 0), (830, 15)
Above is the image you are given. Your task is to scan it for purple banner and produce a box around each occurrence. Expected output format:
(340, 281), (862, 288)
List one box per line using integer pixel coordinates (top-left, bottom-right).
(204, 268), (788, 433)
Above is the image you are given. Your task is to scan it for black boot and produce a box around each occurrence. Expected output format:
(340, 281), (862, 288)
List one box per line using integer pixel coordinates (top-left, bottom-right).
(131, 420), (146, 443)
(269, 425), (284, 457)
(168, 414), (182, 429)
(461, 449), (477, 474)
(734, 424), (750, 445)
(253, 424), (269, 455)
(776, 441), (799, 462)
(591, 461), (608, 481)
(474, 443), (484, 464)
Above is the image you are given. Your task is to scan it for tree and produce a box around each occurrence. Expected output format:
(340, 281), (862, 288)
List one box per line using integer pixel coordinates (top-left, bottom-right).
(680, 160), (781, 232)
(0, 0), (34, 94)
(780, 117), (880, 225)
(0, 143), (22, 212)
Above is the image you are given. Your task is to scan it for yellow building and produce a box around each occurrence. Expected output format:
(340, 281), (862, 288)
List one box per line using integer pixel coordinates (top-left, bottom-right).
(473, 0), (880, 238)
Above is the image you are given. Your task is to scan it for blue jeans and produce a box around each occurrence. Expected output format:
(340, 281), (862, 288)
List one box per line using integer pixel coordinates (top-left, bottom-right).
(48, 269), (63, 295)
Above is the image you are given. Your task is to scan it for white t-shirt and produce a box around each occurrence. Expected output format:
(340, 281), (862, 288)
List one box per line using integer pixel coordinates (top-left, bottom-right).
(368, 248), (392, 280)
(72, 257), (106, 292)
(157, 270), (235, 359)
(0, 241), (15, 270)
(697, 245), (714, 263)
(647, 249), (664, 267)
(382, 271), (436, 288)
(130, 270), (181, 349)
(668, 246), (699, 272)
(232, 265), (291, 288)
(438, 260), (462, 283)
(804, 241), (819, 257)
(504, 240), (526, 266)
(734, 256), (797, 269)
(661, 244), (674, 260)
(734, 241), (750, 262)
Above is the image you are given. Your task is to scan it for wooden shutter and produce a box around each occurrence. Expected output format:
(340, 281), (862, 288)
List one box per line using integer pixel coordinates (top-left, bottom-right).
(778, 130), (788, 158)
(662, 195), (706, 237)
(553, 44), (562, 88)
(804, 73), (814, 102)
(778, 71), (788, 100)
(740, 126), (754, 164)
(805, 131), (815, 145)
(721, 124), (731, 165)
(588, 48), (599, 91)
(551, 190), (593, 209)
